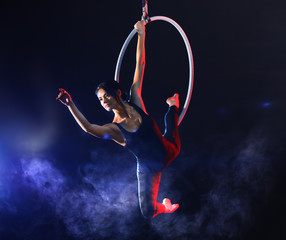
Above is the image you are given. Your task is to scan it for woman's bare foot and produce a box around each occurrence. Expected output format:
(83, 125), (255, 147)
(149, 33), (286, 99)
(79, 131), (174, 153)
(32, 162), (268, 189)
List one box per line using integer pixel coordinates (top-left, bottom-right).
(166, 93), (179, 108)
(162, 198), (179, 213)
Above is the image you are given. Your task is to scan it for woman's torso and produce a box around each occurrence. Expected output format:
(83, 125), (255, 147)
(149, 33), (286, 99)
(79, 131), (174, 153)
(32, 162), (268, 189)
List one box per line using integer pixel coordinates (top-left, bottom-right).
(113, 102), (167, 171)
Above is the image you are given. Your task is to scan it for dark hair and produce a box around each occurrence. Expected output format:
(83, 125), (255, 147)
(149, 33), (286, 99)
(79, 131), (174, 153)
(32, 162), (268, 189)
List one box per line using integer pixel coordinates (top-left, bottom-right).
(95, 80), (128, 102)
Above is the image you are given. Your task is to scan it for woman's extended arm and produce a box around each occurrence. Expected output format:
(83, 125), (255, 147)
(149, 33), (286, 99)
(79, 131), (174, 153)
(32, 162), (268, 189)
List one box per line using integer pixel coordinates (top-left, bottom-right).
(67, 103), (102, 135)
(57, 89), (125, 144)
(130, 20), (147, 113)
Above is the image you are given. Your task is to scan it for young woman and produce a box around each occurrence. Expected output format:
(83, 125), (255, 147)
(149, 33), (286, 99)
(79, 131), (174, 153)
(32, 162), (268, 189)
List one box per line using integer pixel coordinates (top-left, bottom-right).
(57, 21), (181, 218)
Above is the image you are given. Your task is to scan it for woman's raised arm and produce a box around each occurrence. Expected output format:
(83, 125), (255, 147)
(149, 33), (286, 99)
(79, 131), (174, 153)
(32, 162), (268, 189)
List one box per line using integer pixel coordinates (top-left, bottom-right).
(130, 21), (147, 113)
(57, 89), (125, 144)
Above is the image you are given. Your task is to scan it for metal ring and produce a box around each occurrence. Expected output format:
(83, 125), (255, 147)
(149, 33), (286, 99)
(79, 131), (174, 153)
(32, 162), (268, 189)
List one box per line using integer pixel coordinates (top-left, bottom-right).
(114, 16), (194, 125)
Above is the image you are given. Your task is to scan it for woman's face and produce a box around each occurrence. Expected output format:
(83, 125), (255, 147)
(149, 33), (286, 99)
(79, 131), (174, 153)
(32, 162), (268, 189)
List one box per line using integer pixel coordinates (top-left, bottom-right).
(97, 88), (117, 111)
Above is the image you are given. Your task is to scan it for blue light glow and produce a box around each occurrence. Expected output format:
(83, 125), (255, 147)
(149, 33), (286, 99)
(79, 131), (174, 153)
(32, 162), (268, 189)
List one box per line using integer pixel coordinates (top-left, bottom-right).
(103, 134), (110, 139)
(261, 102), (271, 108)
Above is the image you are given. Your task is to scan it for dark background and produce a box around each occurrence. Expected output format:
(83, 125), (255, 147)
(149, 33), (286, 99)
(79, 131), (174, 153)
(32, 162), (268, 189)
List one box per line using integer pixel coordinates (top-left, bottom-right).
(0, 0), (286, 239)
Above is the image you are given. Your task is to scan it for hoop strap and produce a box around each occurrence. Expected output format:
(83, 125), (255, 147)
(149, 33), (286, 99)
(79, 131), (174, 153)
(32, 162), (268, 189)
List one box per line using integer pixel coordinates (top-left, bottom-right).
(142, 0), (150, 22)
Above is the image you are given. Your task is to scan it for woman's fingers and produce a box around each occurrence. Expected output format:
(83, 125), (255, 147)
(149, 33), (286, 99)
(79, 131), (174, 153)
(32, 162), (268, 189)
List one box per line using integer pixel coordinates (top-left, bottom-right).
(60, 88), (72, 100)
(56, 88), (72, 105)
(59, 88), (66, 92)
(56, 91), (63, 100)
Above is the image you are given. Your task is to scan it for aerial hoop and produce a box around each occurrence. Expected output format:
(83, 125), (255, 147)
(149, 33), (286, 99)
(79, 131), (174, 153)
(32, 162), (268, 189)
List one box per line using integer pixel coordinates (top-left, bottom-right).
(114, 16), (194, 125)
